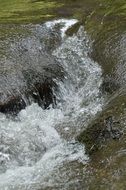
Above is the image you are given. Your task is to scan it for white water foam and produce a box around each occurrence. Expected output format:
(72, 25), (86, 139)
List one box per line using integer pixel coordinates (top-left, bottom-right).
(0, 104), (87, 190)
(52, 24), (103, 136)
(0, 19), (103, 189)
(45, 19), (78, 38)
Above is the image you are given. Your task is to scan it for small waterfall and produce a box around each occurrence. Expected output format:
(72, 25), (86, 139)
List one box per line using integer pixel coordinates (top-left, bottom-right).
(0, 19), (103, 190)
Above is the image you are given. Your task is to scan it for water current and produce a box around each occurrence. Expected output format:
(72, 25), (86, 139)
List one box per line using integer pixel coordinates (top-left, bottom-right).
(0, 19), (104, 190)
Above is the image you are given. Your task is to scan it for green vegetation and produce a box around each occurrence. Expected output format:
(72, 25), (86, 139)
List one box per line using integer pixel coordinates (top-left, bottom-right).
(0, 0), (63, 24)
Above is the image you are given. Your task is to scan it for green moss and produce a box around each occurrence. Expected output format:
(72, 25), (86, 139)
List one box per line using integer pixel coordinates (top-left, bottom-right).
(0, 0), (63, 24)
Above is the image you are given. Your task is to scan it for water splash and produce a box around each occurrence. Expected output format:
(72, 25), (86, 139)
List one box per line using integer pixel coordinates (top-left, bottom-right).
(45, 19), (78, 38)
(0, 19), (103, 189)
(0, 103), (87, 190)
(53, 25), (103, 136)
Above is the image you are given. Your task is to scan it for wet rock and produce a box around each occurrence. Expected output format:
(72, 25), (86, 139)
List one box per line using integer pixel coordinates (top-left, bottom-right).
(101, 76), (120, 94)
(0, 61), (64, 114)
(102, 116), (123, 139)
(0, 96), (26, 115)
(33, 80), (57, 109)
(0, 48), (64, 114)
(92, 28), (126, 94)
(0, 24), (65, 114)
(77, 115), (123, 155)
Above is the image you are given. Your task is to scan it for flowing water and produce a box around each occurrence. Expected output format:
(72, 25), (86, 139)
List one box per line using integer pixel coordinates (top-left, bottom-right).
(0, 19), (104, 189)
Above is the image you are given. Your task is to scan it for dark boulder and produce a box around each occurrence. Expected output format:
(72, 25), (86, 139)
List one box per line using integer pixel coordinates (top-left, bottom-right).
(0, 96), (26, 115)
(0, 28), (64, 114)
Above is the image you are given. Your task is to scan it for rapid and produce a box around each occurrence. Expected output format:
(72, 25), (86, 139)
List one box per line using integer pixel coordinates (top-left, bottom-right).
(0, 19), (104, 190)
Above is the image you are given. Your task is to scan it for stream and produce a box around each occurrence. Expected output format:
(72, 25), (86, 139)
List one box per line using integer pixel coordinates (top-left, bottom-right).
(0, 19), (104, 190)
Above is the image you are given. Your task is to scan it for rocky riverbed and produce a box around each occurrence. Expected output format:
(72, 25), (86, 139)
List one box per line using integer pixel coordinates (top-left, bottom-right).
(0, 0), (126, 190)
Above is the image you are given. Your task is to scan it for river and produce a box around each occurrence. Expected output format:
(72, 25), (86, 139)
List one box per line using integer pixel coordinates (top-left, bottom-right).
(0, 1), (126, 190)
(0, 19), (104, 190)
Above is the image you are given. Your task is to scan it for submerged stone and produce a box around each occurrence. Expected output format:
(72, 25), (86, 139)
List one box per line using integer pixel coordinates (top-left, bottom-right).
(0, 25), (64, 114)
(0, 96), (26, 115)
(0, 58), (64, 114)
